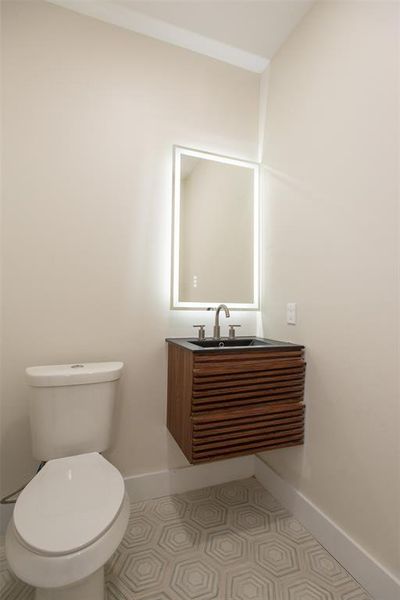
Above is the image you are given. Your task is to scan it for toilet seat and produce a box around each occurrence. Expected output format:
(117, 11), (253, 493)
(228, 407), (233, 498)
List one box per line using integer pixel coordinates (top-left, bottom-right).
(14, 452), (125, 556)
(6, 493), (130, 590)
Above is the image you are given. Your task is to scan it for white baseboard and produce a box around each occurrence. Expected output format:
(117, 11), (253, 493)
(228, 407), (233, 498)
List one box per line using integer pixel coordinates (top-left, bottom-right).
(254, 455), (400, 600)
(124, 455), (254, 503)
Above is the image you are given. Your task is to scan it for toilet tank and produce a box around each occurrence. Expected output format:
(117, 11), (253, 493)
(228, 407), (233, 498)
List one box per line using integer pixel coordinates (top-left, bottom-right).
(25, 362), (123, 461)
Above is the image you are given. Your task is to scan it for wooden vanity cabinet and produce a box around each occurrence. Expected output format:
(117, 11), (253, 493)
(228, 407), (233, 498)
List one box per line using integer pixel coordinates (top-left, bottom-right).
(166, 341), (306, 464)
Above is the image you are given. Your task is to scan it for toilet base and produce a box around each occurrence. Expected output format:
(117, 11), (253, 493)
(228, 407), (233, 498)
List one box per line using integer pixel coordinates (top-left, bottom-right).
(35, 567), (104, 600)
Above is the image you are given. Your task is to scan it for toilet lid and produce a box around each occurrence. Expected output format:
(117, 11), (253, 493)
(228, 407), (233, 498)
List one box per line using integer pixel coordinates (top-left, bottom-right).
(14, 453), (125, 555)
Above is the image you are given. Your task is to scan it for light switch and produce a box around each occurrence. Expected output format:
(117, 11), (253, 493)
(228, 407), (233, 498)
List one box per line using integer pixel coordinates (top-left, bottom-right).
(287, 303), (297, 325)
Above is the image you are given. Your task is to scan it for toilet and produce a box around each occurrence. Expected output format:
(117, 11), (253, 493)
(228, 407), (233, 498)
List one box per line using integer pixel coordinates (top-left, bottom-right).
(5, 362), (129, 599)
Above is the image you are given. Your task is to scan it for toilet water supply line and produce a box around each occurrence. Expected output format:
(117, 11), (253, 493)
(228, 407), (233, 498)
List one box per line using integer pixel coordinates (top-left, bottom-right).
(0, 462), (46, 505)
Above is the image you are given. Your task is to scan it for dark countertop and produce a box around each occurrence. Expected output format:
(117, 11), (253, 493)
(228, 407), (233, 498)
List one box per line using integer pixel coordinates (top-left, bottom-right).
(165, 337), (304, 353)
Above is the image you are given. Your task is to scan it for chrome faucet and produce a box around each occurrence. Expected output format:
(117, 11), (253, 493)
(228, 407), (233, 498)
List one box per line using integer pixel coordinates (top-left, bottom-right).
(208, 304), (230, 339)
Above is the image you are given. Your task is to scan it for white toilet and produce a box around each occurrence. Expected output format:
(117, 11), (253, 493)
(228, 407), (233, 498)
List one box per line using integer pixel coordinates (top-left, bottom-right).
(5, 362), (129, 599)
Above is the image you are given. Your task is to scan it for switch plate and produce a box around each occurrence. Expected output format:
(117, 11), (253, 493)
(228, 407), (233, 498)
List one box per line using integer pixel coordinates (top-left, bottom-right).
(287, 303), (297, 325)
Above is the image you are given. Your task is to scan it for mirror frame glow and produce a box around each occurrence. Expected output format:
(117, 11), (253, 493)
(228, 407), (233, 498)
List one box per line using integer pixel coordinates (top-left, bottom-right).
(171, 146), (260, 310)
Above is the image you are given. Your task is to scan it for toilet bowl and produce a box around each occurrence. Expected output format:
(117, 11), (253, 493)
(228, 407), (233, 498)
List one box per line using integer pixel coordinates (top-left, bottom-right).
(6, 452), (130, 599)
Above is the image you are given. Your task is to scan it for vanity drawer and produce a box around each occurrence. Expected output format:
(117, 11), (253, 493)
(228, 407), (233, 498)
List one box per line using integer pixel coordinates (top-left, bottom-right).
(191, 403), (304, 462)
(192, 350), (305, 413)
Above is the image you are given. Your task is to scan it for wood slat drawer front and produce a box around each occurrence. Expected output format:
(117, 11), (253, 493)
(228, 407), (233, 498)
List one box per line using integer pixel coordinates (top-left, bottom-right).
(192, 403), (304, 452)
(192, 352), (305, 414)
(193, 367), (305, 389)
(193, 358), (305, 377)
(192, 378), (305, 398)
(193, 424), (304, 446)
(193, 415), (304, 437)
(192, 402), (304, 424)
(192, 393), (304, 413)
(192, 378), (305, 412)
(193, 427), (304, 449)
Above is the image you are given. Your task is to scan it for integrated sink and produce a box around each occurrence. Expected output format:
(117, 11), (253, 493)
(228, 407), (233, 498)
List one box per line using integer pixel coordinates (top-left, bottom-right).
(190, 338), (270, 348)
(166, 336), (304, 352)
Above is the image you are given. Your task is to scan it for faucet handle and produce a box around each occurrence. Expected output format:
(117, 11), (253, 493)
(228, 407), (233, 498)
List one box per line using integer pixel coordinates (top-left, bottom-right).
(193, 325), (206, 340)
(228, 324), (241, 339)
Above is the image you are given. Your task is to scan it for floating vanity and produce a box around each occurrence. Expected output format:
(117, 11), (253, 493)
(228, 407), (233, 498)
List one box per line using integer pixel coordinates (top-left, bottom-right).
(166, 337), (306, 463)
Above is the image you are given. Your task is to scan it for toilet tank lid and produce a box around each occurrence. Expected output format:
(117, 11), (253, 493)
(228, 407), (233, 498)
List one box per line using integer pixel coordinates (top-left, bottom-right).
(25, 361), (124, 387)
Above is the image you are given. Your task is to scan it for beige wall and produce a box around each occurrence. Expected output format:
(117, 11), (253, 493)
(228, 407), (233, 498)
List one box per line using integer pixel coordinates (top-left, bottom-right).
(260, 0), (399, 575)
(0, 0), (259, 505)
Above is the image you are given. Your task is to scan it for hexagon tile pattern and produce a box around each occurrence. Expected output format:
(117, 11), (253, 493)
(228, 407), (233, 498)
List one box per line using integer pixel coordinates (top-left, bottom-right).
(0, 479), (373, 599)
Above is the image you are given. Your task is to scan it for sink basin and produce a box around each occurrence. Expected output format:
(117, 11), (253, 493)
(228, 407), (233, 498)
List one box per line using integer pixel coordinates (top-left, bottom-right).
(190, 338), (271, 348)
(165, 336), (304, 352)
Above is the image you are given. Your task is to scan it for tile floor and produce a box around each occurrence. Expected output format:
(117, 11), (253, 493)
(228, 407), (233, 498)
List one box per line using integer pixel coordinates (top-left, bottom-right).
(1, 477), (373, 599)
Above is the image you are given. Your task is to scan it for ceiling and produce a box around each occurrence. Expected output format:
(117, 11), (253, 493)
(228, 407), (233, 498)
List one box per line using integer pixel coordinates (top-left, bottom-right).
(48, 0), (315, 72)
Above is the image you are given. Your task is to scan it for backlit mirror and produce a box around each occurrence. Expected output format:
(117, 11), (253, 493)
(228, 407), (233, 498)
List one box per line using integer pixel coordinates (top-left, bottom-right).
(172, 146), (259, 309)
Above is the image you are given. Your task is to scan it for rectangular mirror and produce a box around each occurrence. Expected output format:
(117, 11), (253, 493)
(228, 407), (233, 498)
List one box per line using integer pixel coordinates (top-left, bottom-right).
(172, 146), (259, 310)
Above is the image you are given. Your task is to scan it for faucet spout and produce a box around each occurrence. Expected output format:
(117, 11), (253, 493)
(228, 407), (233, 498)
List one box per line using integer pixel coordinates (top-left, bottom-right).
(212, 304), (230, 339)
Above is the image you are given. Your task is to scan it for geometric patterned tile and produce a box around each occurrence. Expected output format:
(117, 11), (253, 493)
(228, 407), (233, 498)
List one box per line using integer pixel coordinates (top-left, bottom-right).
(182, 487), (212, 502)
(106, 560), (137, 599)
(0, 569), (33, 600)
(152, 497), (187, 522)
(130, 500), (155, 515)
(255, 535), (300, 577)
(214, 481), (249, 506)
(105, 547), (124, 576)
(0, 477), (374, 600)
(107, 579), (133, 600)
(226, 564), (278, 600)
(0, 545), (33, 600)
(281, 577), (335, 600)
(304, 545), (352, 588)
(119, 548), (168, 594)
(188, 499), (227, 529)
(205, 528), (247, 565)
(251, 486), (285, 514)
(158, 522), (202, 554)
(136, 594), (175, 600)
(170, 557), (218, 599)
(276, 514), (314, 545)
(231, 504), (271, 537)
(341, 587), (374, 600)
(121, 514), (157, 549)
